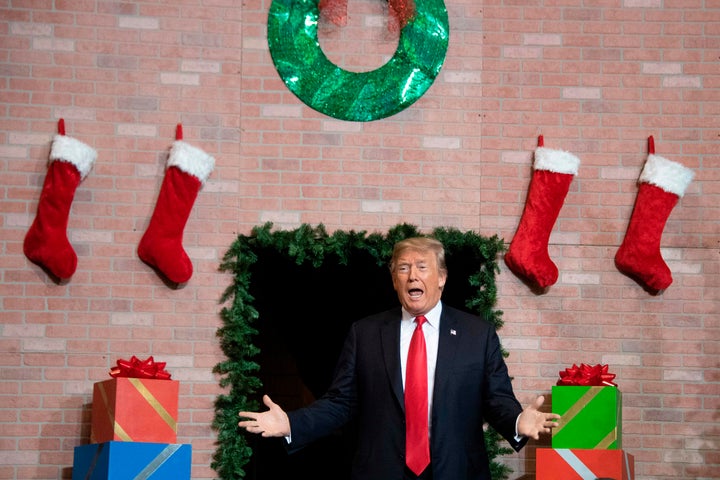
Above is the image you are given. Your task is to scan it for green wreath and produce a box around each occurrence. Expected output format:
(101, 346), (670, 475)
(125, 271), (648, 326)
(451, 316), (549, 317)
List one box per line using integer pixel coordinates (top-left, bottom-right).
(267, 0), (449, 121)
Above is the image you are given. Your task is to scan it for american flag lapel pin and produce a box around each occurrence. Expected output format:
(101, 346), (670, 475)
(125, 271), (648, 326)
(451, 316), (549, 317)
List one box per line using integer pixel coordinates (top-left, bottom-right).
(450, 329), (456, 336)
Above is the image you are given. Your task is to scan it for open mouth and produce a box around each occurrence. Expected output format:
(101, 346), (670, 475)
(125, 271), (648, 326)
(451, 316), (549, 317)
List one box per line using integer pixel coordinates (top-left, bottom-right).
(408, 288), (423, 298)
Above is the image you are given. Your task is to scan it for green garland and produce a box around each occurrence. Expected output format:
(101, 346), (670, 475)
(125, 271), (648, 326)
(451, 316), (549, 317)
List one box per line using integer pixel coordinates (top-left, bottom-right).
(212, 223), (513, 479)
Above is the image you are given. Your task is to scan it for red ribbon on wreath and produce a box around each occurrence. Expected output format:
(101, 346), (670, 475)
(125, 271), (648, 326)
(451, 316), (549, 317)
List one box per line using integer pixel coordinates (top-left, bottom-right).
(319, 0), (416, 32)
(557, 363), (617, 387)
(110, 356), (172, 380)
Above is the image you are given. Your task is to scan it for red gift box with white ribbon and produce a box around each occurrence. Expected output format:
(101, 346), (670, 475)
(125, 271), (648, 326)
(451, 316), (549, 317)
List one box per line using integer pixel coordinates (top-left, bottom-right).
(536, 448), (634, 480)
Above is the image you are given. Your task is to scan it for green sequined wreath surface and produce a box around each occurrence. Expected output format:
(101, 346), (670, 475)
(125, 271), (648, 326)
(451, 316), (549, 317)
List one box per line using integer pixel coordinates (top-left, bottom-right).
(267, 0), (449, 121)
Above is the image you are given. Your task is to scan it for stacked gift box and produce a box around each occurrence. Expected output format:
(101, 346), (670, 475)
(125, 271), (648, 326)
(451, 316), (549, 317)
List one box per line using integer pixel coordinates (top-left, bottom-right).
(536, 363), (635, 480)
(72, 357), (192, 480)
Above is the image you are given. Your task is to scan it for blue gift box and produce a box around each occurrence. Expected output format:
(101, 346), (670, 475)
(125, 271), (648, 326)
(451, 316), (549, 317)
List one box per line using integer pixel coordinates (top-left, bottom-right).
(72, 441), (191, 480)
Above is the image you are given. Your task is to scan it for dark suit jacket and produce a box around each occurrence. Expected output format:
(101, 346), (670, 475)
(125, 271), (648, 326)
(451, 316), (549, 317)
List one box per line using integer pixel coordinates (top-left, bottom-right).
(287, 304), (527, 480)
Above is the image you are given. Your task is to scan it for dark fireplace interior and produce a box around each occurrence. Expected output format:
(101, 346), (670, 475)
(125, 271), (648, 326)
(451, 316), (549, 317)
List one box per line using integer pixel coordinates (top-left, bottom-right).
(241, 245), (485, 479)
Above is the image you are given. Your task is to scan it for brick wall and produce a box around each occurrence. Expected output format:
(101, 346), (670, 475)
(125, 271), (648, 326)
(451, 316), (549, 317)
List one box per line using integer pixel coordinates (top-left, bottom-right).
(1, 0), (718, 479)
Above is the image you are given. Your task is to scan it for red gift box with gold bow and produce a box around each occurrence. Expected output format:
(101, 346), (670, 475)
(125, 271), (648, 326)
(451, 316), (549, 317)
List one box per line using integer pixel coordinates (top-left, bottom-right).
(91, 356), (179, 444)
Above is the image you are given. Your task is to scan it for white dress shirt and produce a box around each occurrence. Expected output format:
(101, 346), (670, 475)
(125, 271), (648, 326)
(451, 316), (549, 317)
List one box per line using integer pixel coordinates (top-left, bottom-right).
(400, 302), (442, 428)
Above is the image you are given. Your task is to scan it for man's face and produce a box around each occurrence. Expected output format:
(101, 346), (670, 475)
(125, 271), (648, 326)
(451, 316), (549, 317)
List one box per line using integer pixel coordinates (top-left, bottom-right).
(391, 248), (447, 317)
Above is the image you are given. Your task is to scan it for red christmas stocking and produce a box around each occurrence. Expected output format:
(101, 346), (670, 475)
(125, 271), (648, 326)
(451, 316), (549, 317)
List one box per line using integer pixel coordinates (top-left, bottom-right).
(138, 125), (215, 284)
(504, 136), (580, 290)
(614, 136), (694, 293)
(24, 119), (96, 280)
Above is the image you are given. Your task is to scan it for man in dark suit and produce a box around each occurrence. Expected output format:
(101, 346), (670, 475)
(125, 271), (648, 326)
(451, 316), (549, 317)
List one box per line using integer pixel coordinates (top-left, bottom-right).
(240, 236), (560, 479)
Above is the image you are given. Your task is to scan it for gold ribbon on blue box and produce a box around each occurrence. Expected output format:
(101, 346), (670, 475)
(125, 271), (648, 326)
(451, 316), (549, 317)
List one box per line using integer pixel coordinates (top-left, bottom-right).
(72, 441), (191, 480)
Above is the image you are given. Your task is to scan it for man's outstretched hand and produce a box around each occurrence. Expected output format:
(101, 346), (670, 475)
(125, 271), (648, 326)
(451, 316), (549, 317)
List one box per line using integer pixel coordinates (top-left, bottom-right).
(238, 394), (291, 438)
(518, 395), (561, 440)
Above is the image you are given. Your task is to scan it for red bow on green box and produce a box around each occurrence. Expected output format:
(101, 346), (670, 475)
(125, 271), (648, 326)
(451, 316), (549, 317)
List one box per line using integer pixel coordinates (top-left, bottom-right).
(557, 363), (616, 387)
(110, 356), (172, 380)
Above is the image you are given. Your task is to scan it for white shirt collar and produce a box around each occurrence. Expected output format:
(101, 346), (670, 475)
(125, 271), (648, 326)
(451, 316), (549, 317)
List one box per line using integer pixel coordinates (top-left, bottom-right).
(402, 301), (442, 329)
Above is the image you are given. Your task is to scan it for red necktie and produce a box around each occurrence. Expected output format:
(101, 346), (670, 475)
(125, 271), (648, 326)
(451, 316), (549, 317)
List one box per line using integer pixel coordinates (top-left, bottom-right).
(405, 315), (430, 475)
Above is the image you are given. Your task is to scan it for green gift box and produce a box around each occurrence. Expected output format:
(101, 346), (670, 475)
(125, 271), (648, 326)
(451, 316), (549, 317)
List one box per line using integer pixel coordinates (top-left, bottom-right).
(551, 385), (622, 449)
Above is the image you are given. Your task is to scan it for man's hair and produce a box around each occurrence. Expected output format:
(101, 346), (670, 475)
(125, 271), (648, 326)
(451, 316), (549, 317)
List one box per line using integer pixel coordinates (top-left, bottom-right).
(389, 236), (447, 276)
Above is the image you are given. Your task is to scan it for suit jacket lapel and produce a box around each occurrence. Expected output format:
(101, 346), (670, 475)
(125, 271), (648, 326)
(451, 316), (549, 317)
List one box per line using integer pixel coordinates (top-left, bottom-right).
(432, 309), (459, 410)
(381, 309), (404, 410)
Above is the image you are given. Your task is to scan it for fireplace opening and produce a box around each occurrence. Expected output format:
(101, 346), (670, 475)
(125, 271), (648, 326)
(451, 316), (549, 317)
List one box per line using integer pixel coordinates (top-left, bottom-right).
(243, 318), (357, 479)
